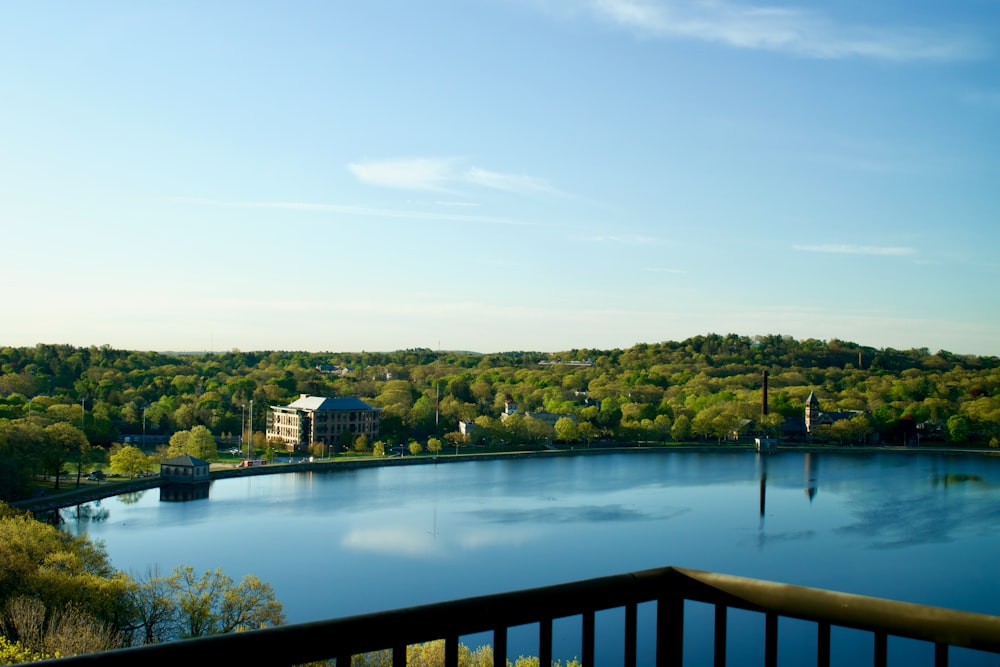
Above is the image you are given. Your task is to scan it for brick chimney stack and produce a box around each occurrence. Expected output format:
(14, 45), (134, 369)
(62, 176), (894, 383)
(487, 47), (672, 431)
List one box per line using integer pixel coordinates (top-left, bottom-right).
(762, 370), (769, 416)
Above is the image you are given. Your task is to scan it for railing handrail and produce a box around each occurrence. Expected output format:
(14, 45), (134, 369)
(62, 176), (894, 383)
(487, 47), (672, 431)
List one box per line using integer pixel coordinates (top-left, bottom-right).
(667, 567), (1000, 653)
(36, 566), (1000, 666)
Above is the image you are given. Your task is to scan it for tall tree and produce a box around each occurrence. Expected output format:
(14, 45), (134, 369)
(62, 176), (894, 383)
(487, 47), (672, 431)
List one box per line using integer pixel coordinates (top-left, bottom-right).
(110, 445), (152, 479)
(166, 426), (217, 461)
(42, 422), (87, 490)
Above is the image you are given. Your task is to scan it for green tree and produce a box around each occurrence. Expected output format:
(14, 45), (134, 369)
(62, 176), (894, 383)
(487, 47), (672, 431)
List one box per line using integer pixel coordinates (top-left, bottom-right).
(408, 441), (423, 456)
(0, 420), (43, 501)
(0, 510), (129, 633)
(125, 566), (177, 645)
(947, 415), (970, 443)
(42, 422), (88, 491)
(187, 425), (217, 460)
(554, 417), (579, 443)
(670, 414), (691, 441)
(373, 441), (385, 457)
(426, 437), (442, 455)
(167, 426), (217, 461)
(110, 445), (152, 479)
(166, 430), (190, 457)
(444, 431), (466, 453)
(167, 565), (284, 638)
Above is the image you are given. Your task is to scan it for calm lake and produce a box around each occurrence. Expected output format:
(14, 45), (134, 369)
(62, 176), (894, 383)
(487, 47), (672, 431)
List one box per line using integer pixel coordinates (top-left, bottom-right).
(62, 450), (1000, 665)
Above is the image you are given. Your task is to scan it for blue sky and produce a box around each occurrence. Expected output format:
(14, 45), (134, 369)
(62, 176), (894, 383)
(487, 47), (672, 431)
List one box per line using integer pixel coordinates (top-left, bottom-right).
(3, 1), (999, 355)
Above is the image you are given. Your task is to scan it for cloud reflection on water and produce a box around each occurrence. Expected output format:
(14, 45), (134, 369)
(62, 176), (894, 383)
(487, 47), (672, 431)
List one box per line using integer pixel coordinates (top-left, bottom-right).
(465, 503), (690, 524)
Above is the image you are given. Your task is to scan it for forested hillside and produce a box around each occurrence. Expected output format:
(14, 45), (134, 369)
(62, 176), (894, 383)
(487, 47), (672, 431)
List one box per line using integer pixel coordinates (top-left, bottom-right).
(2, 335), (999, 500)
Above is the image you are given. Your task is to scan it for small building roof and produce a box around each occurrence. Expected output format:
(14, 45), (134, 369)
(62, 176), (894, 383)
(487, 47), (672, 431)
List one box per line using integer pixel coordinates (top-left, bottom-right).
(287, 395), (379, 412)
(806, 391), (820, 405)
(161, 454), (210, 467)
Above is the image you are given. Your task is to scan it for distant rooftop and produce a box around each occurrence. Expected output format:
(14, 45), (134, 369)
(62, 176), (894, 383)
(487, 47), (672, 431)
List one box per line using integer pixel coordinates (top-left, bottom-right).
(286, 394), (379, 412)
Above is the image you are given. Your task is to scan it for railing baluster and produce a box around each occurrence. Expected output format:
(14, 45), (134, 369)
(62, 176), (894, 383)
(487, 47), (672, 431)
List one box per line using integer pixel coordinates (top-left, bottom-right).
(494, 626), (507, 667)
(393, 643), (406, 667)
(625, 601), (637, 667)
(445, 634), (459, 667)
(874, 631), (887, 667)
(764, 612), (777, 667)
(583, 610), (595, 667)
(934, 642), (949, 667)
(538, 618), (552, 667)
(714, 604), (727, 667)
(336, 654), (351, 667)
(540, 617), (553, 667)
(817, 622), (831, 667)
(657, 592), (684, 667)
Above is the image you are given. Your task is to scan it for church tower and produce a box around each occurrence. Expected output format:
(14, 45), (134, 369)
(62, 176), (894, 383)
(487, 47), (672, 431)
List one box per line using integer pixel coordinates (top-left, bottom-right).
(805, 391), (820, 433)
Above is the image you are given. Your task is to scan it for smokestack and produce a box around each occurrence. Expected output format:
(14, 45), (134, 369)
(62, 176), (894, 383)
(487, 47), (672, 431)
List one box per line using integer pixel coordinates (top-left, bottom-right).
(762, 370), (769, 416)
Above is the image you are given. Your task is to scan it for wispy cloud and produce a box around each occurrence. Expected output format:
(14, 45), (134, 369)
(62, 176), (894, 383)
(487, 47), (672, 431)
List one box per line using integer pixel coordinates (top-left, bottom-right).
(465, 167), (559, 195)
(171, 197), (529, 226)
(349, 157), (562, 195)
(793, 244), (917, 256)
(349, 158), (457, 192)
(543, 0), (985, 62)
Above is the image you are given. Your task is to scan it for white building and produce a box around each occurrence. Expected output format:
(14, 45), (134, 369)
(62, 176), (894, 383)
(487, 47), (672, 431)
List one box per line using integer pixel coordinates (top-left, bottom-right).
(266, 394), (381, 453)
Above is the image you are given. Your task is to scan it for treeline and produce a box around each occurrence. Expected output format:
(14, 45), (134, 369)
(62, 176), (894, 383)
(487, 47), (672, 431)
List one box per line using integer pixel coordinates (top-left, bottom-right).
(1, 335), (999, 489)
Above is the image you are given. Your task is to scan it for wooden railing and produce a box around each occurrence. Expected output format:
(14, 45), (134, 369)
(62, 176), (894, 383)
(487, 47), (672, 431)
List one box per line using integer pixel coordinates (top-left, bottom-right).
(37, 566), (1000, 666)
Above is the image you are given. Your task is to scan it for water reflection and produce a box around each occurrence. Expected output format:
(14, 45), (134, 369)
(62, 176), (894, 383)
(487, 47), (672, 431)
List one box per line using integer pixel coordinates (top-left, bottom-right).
(467, 504), (684, 524)
(118, 490), (148, 505)
(57, 501), (110, 524)
(62, 450), (1000, 635)
(805, 453), (818, 502)
(160, 482), (211, 502)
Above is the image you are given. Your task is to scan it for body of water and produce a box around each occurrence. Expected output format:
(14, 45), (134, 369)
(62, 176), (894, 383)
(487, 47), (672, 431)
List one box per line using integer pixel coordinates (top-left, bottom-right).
(63, 450), (1000, 665)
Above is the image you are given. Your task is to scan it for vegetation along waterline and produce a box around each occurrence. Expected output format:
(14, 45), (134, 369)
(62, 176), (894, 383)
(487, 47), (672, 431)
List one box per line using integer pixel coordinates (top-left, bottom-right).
(2, 334), (999, 507)
(2, 334), (999, 661)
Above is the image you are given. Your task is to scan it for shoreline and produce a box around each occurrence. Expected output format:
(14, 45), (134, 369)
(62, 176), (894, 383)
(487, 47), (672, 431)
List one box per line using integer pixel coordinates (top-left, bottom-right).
(11, 443), (998, 513)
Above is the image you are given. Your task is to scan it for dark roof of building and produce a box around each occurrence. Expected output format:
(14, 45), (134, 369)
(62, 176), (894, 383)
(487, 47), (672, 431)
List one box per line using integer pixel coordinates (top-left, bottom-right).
(782, 417), (808, 433)
(286, 395), (379, 412)
(806, 391), (820, 405)
(161, 454), (209, 467)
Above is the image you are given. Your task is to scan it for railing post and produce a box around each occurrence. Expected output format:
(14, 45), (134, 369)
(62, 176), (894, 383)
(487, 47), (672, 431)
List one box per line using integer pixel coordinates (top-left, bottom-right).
(934, 642), (949, 667)
(540, 618), (553, 667)
(494, 626), (507, 667)
(817, 622), (831, 667)
(582, 610), (595, 667)
(764, 612), (777, 667)
(625, 601), (637, 667)
(393, 643), (406, 667)
(657, 592), (684, 667)
(714, 604), (727, 667)
(445, 634), (459, 667)
(874, 631), (887, 667)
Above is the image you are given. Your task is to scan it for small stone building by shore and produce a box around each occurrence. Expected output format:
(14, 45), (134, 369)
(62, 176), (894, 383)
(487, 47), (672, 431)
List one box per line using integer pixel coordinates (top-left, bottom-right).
(160, 454), (210, 484)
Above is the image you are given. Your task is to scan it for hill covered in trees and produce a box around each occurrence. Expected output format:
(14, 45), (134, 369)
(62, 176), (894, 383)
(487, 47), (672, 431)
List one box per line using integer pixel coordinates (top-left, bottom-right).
(2, 334), (999, 500)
